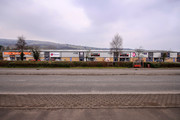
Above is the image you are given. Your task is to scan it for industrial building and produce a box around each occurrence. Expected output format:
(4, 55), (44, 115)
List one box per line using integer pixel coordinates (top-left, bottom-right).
(2, 49), (178, 62)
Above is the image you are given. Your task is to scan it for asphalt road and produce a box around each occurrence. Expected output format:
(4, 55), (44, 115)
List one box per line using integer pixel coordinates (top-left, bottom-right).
(0, 75), (179, 94)
(0, 68), (180, 75)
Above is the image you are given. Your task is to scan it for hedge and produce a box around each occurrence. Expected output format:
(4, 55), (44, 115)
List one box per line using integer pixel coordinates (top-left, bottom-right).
(0, 61), (179, 68)
(144, 62), (180, 68)
(0, 61), (133, 68)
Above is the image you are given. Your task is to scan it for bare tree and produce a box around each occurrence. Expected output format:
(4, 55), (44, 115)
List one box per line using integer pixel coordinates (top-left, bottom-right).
(16, 36), (27, 51)
(85, 49), (91, 61)
(0, 45), (4, 51)
(32, 49), (40, 61)
(16, 36), (27, 61)
(110, 33), (123, 62)
(135, 46), (144, 61)
(0, 45), (3, 60)
(0, 52), (2, 60)
(6, 46), (11, 50)
(162, 52), (167, 62)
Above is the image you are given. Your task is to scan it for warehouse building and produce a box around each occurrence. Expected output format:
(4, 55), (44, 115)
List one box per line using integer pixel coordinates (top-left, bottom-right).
(2, 49), (178, 62)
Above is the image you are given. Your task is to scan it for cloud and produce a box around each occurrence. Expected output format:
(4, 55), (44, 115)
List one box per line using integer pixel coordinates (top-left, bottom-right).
(0, 0), (91, 41)
(0, 0), (179, 51)
(74, 0), (180, 50)
(36, 0), (91, 31)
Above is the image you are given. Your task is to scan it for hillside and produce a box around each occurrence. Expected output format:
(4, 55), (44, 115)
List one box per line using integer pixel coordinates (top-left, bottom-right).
(0, 38), (133, 50)
(0, 38), (103, 50)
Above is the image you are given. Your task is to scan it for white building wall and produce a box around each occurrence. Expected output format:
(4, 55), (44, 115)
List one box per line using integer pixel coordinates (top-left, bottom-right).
(40, 52), (44, 57)
(170, 53), (177, 58)
(153, 52), (161, 58)
(97, 52), (112, 57)
(62, 52), (79, 57)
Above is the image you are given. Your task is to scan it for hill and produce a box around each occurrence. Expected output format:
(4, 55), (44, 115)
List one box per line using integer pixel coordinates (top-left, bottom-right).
(0, 38), (132, 50)
(0, 38), (104, 50)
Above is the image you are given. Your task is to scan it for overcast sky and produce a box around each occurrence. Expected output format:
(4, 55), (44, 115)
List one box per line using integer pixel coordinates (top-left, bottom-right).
(0, 0), (179, 51)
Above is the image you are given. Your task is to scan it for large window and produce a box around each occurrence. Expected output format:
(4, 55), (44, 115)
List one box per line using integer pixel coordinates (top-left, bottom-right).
(51, 57), (61, 61)
(147, 57), (153, 62)
(120, 58), (130, 62)
(45, 52), (50, 61)
(10, 55), (15, 60)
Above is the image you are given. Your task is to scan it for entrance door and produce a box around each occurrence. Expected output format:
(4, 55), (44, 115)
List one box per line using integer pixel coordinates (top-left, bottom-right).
(79, 52), (84, 61)
(173, 58), (175, 62)
(10, 55), (15, 60)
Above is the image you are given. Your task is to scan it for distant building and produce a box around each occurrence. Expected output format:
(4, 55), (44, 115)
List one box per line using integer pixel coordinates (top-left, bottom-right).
(177, 52), (180, 62)
(2, 49), (179, 62)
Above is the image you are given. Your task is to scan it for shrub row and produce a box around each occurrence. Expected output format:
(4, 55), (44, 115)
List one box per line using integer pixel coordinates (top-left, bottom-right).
(144, 62), (180, 68)
(0, 61), (179, 68)
(0, 61), (133, 68)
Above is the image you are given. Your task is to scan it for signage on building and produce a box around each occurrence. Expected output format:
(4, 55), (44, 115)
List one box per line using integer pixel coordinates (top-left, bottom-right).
(50, 52), (60, 57)
(4, 52), (31, 55)
(132, 52), (136, 57)
(120, 54), (129, 57)
(105, 58), (110, 62)
(91, 53), (100, 56)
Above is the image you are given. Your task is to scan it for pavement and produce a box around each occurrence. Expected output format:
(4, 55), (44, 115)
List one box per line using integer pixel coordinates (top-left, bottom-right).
(0, 94), (179, 109)
(0, 94), (180, 120)
(0, 68), (180, 75)
(1, 108), (179, 120)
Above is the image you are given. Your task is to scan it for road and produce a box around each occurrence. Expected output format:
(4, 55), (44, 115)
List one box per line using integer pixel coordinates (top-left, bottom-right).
(0, 68), (180, 75)
(0, 68), (180, 120)
(0, 75), (180, 94)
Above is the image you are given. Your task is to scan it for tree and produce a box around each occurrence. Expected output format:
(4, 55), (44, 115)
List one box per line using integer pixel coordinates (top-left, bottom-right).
(6, 46), (10, 50)
(135, 46), (144, 61)
(162, 52), (167, 62)
(0, 45), (4, 51)
(0, 45), (3, 60)
(32, 48), (40, 61)
(20, 52), (24, 61)
(110, 33), (123, 62)
(85, 49), (91, 61)
(16, 36), (27, 51)
(0, 51), (3, 60)
(16, 36), (27, 61)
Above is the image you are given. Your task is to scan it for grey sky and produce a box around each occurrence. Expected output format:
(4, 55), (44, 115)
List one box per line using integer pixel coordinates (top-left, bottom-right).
(0, 0), (179, 51)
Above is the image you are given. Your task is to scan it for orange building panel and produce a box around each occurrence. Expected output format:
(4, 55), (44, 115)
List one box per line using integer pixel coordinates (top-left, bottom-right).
(4, 52), (31, 55)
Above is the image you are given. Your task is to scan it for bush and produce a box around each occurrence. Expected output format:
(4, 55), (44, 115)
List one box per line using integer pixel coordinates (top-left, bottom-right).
(72, 61), (82, 67)
(113, 62), (133, 67)
(1, 61), (179, 68)
(147, 62), (160, 68)
(160, 62), (180, 68)
(144, 62), (180, 68)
